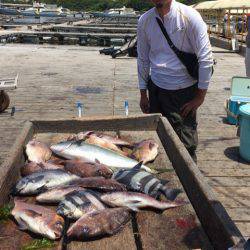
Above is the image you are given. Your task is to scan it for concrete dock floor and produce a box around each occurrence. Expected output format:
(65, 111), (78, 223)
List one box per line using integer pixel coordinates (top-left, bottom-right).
(0, 44), (249, 239)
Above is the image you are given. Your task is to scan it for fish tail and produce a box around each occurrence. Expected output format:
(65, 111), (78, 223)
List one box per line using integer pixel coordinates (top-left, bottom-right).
(141, 165), (158, 174)
(127, 205), (140, 212)
(66, 226), (73, 238)
(161, 187), (182, 201)
(162, 200), (188, 210)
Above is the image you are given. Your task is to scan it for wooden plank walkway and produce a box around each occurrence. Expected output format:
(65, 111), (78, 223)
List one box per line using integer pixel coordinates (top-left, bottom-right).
(0, 44), (249, 240)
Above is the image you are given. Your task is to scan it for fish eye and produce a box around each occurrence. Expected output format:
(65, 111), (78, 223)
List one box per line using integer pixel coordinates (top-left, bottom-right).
(18, 179), (27, 188)
(20, 180), (26, 185)
(55, 221), (63, 229)
(96, 170), (102, 175)
(68, 212), (74, 217)
(56, 221), (63, 226)
(82, 226), (90, 235)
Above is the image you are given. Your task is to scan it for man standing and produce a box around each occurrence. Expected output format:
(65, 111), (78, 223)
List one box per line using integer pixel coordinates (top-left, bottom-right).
(137, 0), (213, 162)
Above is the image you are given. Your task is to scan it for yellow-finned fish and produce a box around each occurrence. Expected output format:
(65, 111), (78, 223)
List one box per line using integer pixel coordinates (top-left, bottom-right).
(51, 141), (156, 173)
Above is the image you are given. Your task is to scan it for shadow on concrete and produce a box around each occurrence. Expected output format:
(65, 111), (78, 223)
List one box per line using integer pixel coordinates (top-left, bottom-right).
(224, 146), (239, 162)
(183, 226), (213, 250)
(221, 116), (232, 125)
(238, 155), (250, 164)
(0, 110), (10, 116)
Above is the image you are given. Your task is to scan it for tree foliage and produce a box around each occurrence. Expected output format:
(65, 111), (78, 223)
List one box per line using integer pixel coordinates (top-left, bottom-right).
(6, 0), (214, 11)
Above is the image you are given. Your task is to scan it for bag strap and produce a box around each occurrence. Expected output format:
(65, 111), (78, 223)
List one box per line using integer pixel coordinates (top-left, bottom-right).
(155, 17), (182, 57)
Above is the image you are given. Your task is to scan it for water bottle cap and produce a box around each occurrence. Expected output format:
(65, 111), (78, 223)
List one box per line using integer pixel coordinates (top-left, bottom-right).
(76, 102), (82, 108)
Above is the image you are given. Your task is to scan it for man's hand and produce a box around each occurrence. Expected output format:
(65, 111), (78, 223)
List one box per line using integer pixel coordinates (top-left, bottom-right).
(180, 88), (207, 118)
(140, 89), (150, 114)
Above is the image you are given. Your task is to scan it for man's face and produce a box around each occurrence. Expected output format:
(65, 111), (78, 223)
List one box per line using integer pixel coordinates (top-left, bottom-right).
(151, 0), (171, 8)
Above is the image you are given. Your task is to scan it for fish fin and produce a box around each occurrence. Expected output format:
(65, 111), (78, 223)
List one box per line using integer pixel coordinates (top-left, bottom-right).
(76, 140), (85, 146)
(37, 162), (45, 169)
(24, 209), (43, 218)
(132, 161), (143, 171)
(95, 158), (101, 164)
(149, 142), (155, 150)
(127, 205), (140, 212)
(161, 188), (182, 201)
(160, 179), (169, 186)
(150, 191), (161, 200)
(36, 185), (47, 193)
(149, 168), (171, 174)
(142, 167), (159, 174)
(17, 218), (28, 230)
(82, 131), (94, 139)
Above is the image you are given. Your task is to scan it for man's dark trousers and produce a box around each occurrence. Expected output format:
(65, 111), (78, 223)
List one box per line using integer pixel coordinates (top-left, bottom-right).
(148, 79), (198, 161)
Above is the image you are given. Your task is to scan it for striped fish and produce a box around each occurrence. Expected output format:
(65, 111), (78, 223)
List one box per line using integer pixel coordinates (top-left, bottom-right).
(57, 190), (106, 220)
(113, 163), (181, 201)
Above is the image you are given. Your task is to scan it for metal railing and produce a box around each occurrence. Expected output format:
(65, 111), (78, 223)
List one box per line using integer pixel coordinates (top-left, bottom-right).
(198, 8), (249, 46)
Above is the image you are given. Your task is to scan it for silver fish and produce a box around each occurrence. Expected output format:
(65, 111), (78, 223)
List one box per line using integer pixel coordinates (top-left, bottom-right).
(67, 208), (130, 240)
(113, 163), (181, 200)
(57, 190), (106, 220)
(50, 141), (155, 173)
(26, 140), (52, 163)
(85, 133), (127, 155)
(12, 199), (64, 240)
(13, 169), (80, 195)
(101, 192), (185, 212)
(36, 185), (86, 204)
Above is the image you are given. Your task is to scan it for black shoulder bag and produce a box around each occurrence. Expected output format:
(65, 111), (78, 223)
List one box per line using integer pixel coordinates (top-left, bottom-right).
(156, 17), (199, 80)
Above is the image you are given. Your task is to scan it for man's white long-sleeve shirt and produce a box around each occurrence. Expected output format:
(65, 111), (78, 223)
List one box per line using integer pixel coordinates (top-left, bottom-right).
(137, 0), (213, 90)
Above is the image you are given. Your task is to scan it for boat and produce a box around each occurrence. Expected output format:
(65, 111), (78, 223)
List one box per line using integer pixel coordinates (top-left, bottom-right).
(106, 6), (137, 17)
(0, 7), (20, 15)
(20, 2), (70, 17)
(39, 4), (69, 17)
(92, 6), (138, 18)
(21, 7), (39, 16)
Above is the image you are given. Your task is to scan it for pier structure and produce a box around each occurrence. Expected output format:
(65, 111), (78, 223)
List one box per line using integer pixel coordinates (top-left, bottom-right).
(0, 44), (249, 239)
(0, 7), (250, 242)
(0, 16), (137, 46)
